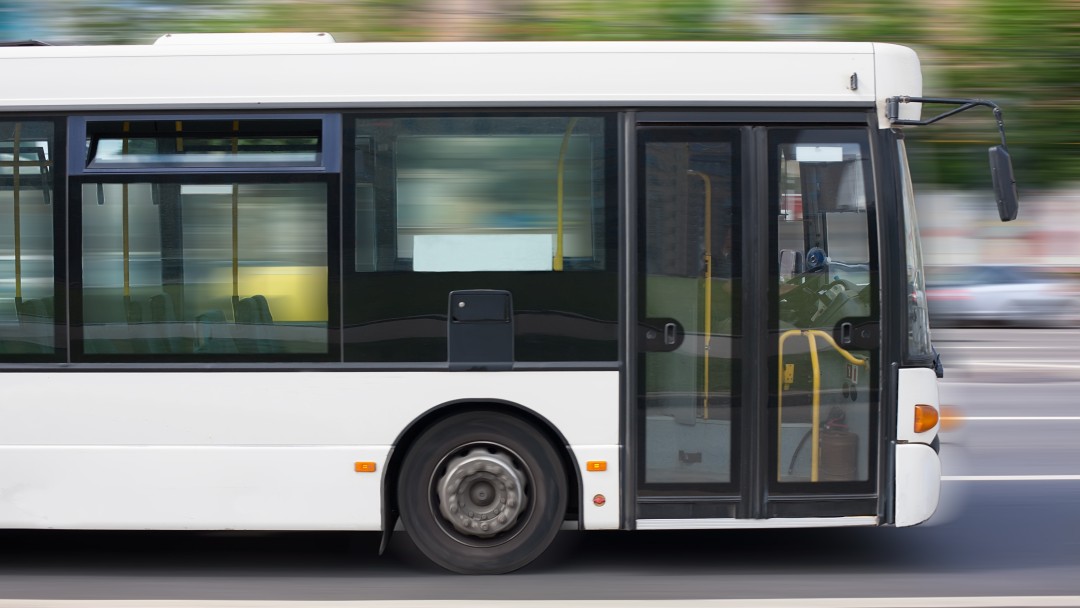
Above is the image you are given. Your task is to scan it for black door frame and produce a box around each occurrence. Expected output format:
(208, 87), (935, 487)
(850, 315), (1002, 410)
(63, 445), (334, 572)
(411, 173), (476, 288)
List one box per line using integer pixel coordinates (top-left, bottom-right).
(627, 110), (882, 524)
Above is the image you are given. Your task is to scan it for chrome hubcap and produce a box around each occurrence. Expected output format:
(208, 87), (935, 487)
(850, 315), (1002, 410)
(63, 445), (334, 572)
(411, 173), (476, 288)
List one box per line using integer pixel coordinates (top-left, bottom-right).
(437, 447), (527, 538)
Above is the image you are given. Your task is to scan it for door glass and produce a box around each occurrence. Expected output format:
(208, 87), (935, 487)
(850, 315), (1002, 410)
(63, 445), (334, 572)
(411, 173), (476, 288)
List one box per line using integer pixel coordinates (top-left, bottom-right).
(639, 131), (740, 492)
(772, 129), (876, 486)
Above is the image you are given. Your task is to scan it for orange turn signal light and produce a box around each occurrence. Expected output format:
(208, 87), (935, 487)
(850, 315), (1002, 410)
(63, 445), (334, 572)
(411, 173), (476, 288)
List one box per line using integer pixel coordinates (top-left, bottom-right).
(914, 404), (940, 434)
(354, 462), (377, 473)
(586, 461), (607, 472)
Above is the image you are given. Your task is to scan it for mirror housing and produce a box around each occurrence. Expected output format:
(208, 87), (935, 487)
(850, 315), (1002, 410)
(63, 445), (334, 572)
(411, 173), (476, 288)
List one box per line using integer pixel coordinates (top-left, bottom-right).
(887, 97), (1020, 223)
(989, 145), (1019, 222)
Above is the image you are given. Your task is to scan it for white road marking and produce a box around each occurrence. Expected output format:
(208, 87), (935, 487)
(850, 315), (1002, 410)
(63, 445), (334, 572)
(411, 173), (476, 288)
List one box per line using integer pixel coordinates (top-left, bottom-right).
(942, 381), (1080, 387)
(943, 416), (1080, 421)
(961, 361), (1080, 370)
(3, 597), (1080, 608)
(943, 475), (1080, 481)
(940, 346), (1047, 350)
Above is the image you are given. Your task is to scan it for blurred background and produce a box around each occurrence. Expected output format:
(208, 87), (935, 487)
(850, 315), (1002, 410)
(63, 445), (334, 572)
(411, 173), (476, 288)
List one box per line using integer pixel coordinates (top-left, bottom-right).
(0, 2), (1077, 598)
(4, 0), (1078, 328)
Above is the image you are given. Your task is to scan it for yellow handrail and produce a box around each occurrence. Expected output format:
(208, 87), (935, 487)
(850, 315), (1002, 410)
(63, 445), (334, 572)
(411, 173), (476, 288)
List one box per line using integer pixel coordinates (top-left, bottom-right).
(687, 170), (713, 419)
(553, 118), (578, 272)
(777, 328), (868, 482)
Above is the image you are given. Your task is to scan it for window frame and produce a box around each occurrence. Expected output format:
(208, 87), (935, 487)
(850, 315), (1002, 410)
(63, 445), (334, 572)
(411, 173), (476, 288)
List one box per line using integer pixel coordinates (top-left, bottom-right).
(766, 125), (881, 497)
(69, 114), (342, 363)
(69, 114), (342, 176)
(0, 116), (67, 362)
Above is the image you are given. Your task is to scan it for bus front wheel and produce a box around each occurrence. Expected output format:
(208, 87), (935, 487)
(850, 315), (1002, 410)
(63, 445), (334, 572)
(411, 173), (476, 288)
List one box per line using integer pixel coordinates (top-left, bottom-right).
(396, 411), (567, 574)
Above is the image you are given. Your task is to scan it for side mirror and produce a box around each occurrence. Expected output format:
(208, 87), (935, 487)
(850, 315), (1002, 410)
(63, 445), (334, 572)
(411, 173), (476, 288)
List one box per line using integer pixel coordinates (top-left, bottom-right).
(989, 145), (1019, 222)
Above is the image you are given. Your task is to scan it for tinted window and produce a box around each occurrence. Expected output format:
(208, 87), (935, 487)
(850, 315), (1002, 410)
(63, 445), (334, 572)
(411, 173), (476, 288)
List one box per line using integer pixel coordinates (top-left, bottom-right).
(0, 121), (57, 356)
(346, 114), (617, 363)
(86, 119), (322, 169)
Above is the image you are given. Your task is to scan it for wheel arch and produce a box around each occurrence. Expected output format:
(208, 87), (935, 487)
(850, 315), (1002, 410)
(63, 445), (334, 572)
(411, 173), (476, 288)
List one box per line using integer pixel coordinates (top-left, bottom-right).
(381, 398), (583, 540)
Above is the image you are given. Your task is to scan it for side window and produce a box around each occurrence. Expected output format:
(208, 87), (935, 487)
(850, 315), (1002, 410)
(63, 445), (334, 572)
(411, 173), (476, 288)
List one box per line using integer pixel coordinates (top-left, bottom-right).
(346, 114), (617, 363)
(354, 116), (608, 272)
(0, 121), (57, 357)
(80, 180), (329, 357)
(74, 117), (334, 360)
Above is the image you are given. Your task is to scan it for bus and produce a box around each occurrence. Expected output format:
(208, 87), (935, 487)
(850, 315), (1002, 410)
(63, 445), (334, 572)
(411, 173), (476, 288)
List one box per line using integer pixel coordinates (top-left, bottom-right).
(0, 34), (1017, 574)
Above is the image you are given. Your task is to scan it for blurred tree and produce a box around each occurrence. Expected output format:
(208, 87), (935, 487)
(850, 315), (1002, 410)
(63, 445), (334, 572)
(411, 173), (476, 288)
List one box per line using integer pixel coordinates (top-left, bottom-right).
(507, 0), (736, 41)
(56, 0), (1078, 188)
(932, 0), (1080, 188)
(65, 1), (261, 43)
(815, 0), (1079, 188)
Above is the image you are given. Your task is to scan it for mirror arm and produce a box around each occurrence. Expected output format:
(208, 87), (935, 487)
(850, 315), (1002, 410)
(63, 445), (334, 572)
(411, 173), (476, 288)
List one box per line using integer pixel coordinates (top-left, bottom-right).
(886, 96), (1009, 148)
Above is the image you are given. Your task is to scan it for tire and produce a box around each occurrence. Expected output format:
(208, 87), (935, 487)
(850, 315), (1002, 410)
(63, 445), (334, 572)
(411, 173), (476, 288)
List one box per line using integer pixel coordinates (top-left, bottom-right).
(396, 411), (568, 574)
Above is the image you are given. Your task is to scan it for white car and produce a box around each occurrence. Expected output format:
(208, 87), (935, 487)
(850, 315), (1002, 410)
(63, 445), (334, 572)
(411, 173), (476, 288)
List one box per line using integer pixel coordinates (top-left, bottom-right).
(926, 265), (1080, 327)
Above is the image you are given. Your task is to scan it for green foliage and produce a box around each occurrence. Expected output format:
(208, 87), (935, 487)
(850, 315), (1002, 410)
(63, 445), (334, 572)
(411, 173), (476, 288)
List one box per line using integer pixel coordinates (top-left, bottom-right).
(937, 0), (1080, 188)
(57, 0), (1078, 187)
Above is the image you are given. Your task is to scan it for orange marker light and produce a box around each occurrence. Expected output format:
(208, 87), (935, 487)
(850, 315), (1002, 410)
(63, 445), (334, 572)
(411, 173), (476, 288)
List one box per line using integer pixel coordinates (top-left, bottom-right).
(586, 461), (607, 472)
(914, 404), (940, 434)
(354, 462), (377, 473)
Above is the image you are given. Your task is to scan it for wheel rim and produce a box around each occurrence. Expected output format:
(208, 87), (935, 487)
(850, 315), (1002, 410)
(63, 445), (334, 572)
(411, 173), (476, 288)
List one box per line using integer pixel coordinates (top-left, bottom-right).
(433, 443), (530, 542)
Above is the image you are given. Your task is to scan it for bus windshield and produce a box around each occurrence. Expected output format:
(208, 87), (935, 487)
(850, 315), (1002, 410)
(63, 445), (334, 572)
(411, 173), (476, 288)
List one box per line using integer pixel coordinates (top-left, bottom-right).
(898, 139), (933, 361)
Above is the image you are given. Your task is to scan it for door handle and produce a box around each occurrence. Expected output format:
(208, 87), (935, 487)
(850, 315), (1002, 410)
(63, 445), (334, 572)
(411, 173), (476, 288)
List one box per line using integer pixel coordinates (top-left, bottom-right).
(840, 321), (853, 346)
(664, 322), (677, 345)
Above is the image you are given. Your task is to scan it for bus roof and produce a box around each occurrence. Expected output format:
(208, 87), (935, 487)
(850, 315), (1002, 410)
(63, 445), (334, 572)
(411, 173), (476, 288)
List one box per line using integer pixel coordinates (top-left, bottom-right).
(0, 38), (923, 124)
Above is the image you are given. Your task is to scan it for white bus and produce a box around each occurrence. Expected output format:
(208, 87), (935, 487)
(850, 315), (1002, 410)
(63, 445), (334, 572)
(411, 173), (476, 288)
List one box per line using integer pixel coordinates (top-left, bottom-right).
(0, 34), (1017, 574)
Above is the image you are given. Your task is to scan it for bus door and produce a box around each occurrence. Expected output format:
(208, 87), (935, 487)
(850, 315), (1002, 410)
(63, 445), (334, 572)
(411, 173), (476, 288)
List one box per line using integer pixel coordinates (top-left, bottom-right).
(636, 120), (880, 522)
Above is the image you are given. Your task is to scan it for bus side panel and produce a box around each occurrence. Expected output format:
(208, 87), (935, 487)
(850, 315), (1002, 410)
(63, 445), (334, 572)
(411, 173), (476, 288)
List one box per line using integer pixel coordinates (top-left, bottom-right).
(894, 442), (941, 527)
(0, 371), (619, 530)
(894, 367), (941, 526)
(872, 43), (923, 128)
(568, 444), (621, 529)
(0, 446), (388, 530)
(896, 367), (940, 444)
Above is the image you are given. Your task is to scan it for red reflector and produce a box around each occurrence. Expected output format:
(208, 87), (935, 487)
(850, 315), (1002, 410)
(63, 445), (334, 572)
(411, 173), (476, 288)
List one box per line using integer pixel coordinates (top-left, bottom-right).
(593, 494), (606, 507)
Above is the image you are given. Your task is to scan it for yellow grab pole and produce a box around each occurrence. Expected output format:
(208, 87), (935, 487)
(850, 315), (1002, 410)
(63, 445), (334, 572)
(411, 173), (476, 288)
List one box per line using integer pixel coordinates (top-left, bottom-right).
(806, 331), (822, 481)
(806, 329), (871, 367)
(777, 329), (799, 480)
(553, 118), (578, 272)
(688, 170), (713, 419)
(776, 329), (868, 481)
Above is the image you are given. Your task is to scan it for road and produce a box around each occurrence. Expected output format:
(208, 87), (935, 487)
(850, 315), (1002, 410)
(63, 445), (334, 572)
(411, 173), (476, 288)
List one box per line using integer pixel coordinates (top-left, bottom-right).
(934, 327), (1080, 384)
(0, 329), (1078, 606)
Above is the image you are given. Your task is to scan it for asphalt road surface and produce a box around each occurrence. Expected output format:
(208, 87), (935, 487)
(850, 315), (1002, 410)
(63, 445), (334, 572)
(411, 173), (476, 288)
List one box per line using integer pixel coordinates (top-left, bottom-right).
(1, 329), (1078, 606)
